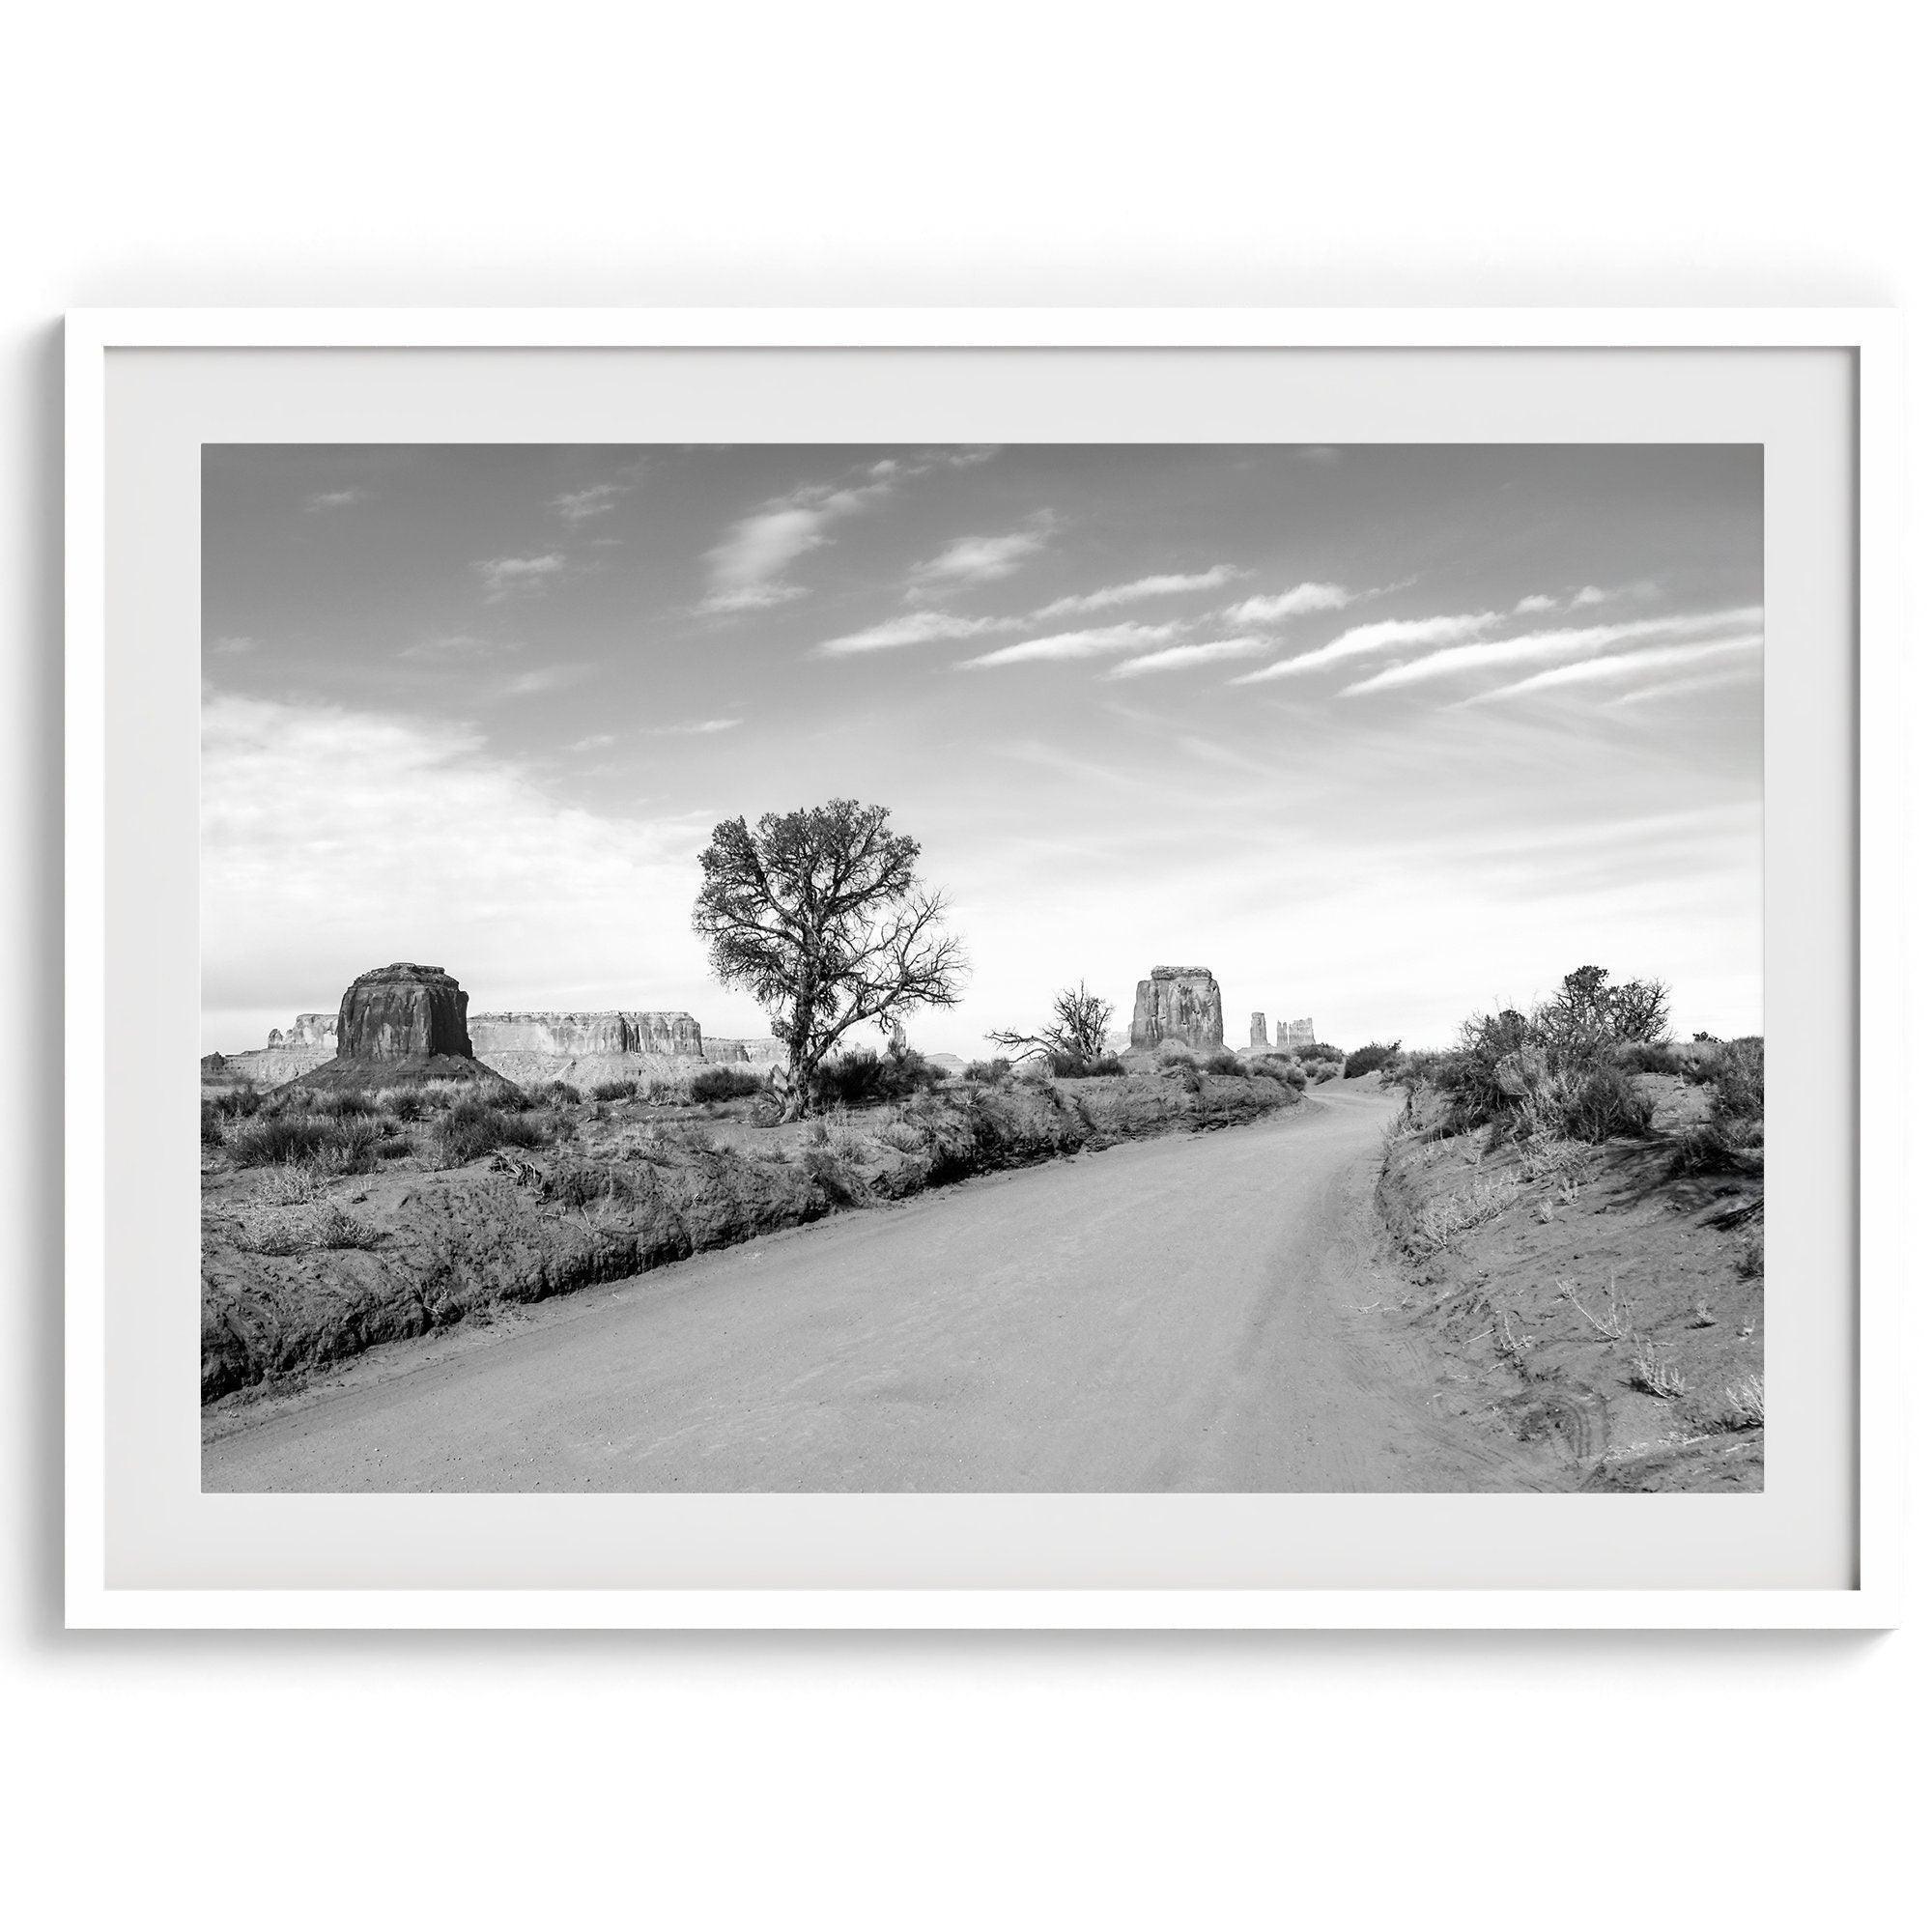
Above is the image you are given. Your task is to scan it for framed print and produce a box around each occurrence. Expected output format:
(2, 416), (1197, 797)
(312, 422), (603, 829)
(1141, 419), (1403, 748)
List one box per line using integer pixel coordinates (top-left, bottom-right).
(65, 309), (1903, 1628)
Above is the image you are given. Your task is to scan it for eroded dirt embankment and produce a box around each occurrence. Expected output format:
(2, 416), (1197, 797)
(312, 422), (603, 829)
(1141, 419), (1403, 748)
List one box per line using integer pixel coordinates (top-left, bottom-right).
(1375, 1100), (1764, 1492)
(202, 1069), (1296, 1403)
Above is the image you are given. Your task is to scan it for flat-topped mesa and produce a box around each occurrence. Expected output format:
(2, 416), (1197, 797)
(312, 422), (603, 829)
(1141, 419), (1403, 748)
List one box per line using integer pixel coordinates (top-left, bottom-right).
(296, 962), (513, 1093)
(1129, 964), (1225, 1050)
(469, 1011), (703, 1059)
(1250, 1010), (1267, 1047)
(269, 1013), (337, 1050)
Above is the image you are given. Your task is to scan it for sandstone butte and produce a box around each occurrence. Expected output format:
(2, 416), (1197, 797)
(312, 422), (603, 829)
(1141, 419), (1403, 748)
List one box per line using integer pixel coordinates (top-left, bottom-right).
(1128, 965), (1225, 1051)
(292, 962), (517, 1094)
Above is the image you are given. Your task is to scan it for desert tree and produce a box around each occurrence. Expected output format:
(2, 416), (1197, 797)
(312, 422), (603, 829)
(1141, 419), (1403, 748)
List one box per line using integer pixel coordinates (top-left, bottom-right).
(986, 981), (1116, 1065)
(1535, 964), (1671, 1056)
(692, 799), (966, 1118)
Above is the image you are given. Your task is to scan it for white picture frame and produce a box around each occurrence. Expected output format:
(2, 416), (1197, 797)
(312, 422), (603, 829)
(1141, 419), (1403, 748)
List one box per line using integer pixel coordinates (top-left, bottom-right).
(65, 308), (1905, 1631)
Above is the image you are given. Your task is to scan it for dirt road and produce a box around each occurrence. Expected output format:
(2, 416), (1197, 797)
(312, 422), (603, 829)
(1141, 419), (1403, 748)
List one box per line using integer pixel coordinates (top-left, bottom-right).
(203, 1084), (1568, 1492)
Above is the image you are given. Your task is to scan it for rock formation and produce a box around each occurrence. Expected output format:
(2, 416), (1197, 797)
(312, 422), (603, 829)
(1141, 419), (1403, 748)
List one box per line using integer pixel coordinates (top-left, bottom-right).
(469, 1011), (703, 1059)
(1129, 965), (1224, 1050)
(296, 962), (513, 1093)
(1250, 1010), (1267, 1047)
(1287, 1017), (1316, 1051)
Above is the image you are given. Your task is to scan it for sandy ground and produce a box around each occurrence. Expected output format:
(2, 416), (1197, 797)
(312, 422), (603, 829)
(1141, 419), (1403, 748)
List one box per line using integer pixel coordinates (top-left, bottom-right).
(202, 1083), (1569, 1493)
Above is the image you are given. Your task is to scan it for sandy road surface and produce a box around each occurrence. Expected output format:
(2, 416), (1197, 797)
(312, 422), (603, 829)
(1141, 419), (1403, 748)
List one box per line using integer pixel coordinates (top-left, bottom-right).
(204, 1084), (1567, 1492)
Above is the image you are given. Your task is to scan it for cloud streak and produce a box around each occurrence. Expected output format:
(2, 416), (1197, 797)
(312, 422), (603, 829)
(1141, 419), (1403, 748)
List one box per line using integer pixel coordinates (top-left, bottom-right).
(474, 554), (567, 601)
(1340, 607), (1764, 696)
(958, 622), (1180, 669)
(1105, 636), (1267, 679)
(551, 482), (630, 525)
(1034, 565), (1242, 619)
(1223, 582), (1354, 626)
(304, 488), (365, 512)
(909, 516), (1053, 592)
(1230, 611), (1501, 685)
(1466, 634), (1763, 705)
(814, 611), (1023, 658)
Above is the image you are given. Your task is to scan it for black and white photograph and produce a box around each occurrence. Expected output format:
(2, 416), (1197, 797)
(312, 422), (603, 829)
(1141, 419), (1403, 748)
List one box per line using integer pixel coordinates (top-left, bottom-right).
(198, 440), (1767, 1494)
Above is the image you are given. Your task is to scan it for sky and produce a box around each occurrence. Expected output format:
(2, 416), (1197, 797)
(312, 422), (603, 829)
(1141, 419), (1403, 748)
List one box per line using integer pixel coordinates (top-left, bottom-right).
(201, 442), (1764, 1057)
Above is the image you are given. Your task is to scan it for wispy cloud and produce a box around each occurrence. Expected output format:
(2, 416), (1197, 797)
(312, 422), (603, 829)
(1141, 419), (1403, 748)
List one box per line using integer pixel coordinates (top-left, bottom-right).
(1466, 634), (1763, 705)
(496, 665), (588, 697)
(304, 488), (365, 512)
(563, 731), (616, 752)
(1034, 565), (1243, 620)
(1609, 666), (1763, 707)
(958, 622), (1180, 670)
(401, 633), (523, 661)
(1514, 593), (1558, 614)
(702, 448), (999, 615)
(551, 481), (630, 525)
(814, 611), (1022, 658)
(1223, 582), (1354, 626)
(1230, 611), (1501, 685)
(1105, 636), (1268, 680)
(208, 635), (257, 656)
(474, 554), (568, 602)
(649, 717), (742, 736)
(1342, 607), (1765, 696)
(910, 515), (1054, 593)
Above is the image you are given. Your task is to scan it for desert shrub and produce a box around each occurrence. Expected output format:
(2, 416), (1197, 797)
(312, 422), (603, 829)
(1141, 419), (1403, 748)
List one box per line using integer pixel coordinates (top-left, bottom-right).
(1709, 1037), (1765, 1123)
(240, 1201), (384, 1256)
(1156, 1041), (1198, 1068)
(1166, 1059), (1204, 1095)
(1199, 1047), (1244, 1075)
(304, 1090), (378, 1119)
(381, 1089), (428, 1122)
(373, 1132), (412, 1160)
(590, 1078), (638, 1101)
(962, 1057), (1011, 1083)
(1253, 1054), (1308, 1091)
(435, 1098), (550, 1169)
(228, 1114), (381, 1172)
(255, 1161), (328, 1205)
(1613, 1039), (1680, 1075)
(691, 1065), (765, 1103)
(810, 1043), (942, 1109)
(876, 1122), (927, 1155)
(528, 1079), (584, 1108)
(1045, 1050), (1126, 1078)
(1548, 1065), (1655, 1143)
(1295, 1041), (1343, 1062)
(201, 1104), (225, 1150)
(1344, 1040), (1402, 1079)
(205, 1083), (266, 1120)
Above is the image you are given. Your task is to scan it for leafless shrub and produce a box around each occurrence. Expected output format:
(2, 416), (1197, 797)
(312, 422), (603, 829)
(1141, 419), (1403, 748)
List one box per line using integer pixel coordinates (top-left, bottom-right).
(1721, 1375), (1766, 1428)
(1625, 1336), (1687, 1398)
(1559, 1272), (1628, 1341)
(1416, 1175), (1514, 1249)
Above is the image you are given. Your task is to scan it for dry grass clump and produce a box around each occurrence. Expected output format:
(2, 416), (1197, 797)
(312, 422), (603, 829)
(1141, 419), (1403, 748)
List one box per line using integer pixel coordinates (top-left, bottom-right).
(962, 1057), (1011, 1083)
(690, 1065), (766, 1103)
(1624, 1336), (1687, 1398)
(1414, 1176), (1513, 1249)
(1252, 1053), (1308, 1091)
(237, 1200), (384, 1255)
(227, 1113), (384, 1173)
(1343, 1040), (1402, 1079)
(434, 1097), (552, 1169)
(1720, 1374), (1766, 1429)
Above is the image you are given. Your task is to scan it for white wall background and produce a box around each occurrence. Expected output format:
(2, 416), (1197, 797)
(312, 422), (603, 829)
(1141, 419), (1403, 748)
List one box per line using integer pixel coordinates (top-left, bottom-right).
(4, 4), (1923, 1925)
